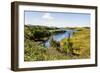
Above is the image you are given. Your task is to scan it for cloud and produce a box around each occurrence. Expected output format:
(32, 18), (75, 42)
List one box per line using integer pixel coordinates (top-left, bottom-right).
(42, 13), (54, 20)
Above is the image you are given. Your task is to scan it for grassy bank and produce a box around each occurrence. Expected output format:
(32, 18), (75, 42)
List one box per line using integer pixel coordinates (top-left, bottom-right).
(60, 28), (90, 59)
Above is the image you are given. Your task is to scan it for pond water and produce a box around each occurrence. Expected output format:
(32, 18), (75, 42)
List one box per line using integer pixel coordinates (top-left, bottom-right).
(44, 30), (76, 48)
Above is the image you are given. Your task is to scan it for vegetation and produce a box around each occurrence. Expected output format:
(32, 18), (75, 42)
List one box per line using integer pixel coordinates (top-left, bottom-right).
(60, 28), (90, 59)
(24, 25), (90, 61)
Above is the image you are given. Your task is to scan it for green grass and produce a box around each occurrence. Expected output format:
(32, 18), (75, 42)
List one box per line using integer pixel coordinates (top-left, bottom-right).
(71, 28), (90, 58)
(24, 25), (90, 61)
(60, 28), (90, 59)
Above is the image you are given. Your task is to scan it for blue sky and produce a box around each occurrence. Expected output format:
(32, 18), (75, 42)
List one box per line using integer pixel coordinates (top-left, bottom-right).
(24, 11), (90, 27)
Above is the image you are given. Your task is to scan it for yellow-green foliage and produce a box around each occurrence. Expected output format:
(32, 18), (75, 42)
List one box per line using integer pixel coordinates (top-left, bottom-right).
(60, 38), (71, 53)
(71, 28), (90, 58)
(60, 28), (90, 59)
(24, 39), (47, 61)
(24, 25), (90, 61)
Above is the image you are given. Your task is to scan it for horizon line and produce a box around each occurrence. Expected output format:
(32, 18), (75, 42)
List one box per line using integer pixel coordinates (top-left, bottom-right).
(25, 24), (90, 28)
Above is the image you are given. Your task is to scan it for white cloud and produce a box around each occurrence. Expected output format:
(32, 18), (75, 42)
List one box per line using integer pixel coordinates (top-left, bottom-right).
(42, 13), (54, 20)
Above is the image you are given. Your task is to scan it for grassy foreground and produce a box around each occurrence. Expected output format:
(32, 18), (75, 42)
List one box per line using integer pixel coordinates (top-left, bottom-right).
(24, 25), (90, 61)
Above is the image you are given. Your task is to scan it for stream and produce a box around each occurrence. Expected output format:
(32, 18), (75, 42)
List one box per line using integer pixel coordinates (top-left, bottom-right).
(44, 30), (77, 48)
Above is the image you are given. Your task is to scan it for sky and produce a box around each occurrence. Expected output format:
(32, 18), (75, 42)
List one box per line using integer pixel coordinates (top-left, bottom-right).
(24, 11), (90, 27)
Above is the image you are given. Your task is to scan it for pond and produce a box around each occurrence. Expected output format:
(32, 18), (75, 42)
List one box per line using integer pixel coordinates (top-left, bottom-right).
(44, 30), (77, 48)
